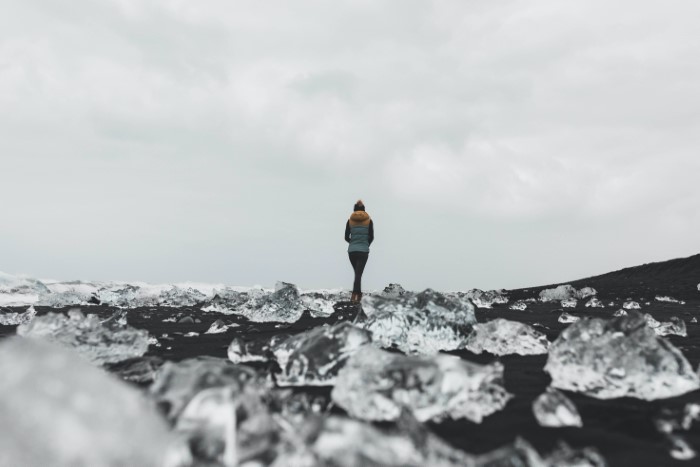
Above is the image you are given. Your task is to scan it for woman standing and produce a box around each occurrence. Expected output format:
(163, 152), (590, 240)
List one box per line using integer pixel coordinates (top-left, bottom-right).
(345, 200), (374, 303)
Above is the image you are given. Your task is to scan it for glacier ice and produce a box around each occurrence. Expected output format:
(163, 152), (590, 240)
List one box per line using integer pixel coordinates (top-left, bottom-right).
(272, 413), (473, 467)
(105, 356), (164, 384)
(644, 314), (687, 337)
(544, 311), (700, 400)
(463, 318), (549, 356)
(654, 403), (700, 460)
(463, 288), (509, 308)
(227, 335), (291, 364)
(204, 319), (238, 334)
(540, 285), (596, 302)
(561, 298), (577, 308)
(381, 282), (408, 298)
(532, 387), (582, 427)
(0, 337), (172, 467)
(545, 441), (607, 467)
(0, 271), (50, 306)
(271, 322), (371, 386)
(331, 346), (511, 423)
(174, 385), (278, 466)
(585, 298), (605, 308)
(558, 312), (580, 324)
(17, 309), (149, 365)
(655, 296), (685, 305)
(38, 281), (100, 307)
(360, 289), (476, 354)
(158, 285), (207, 307)
(0, 304), (37, 325)
(235, 282), (308, 323)
(150, 357), (262, 420)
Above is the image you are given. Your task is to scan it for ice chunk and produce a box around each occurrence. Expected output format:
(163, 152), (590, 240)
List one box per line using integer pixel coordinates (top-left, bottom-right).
(545, 441), (607, 467)
(0, 337), (172, 467)
(381, 283), (408, 298)
(273, 413), (473, 467)
(613, 309), (627, 317)
(655, 403), (700, 461)
(236, 282), (307, 323)
(0, 304), (37, 325)
(227, 335), (286, 364)
(561, 298), (577, 308)
(360, 289), (476, 354)
(97, 284), (144, 307)
(644, 314), (687, 337)
(150, 357), (261, 420)
(532, 387), (582, 427)
(544, 311), (700, 400)
(174, 386), (278, 466)
(585, 298), (605, 308)
(0, 272), (49, 306)
(558, 312), (580, 324)
(158, 285), (207, 307)
(540, 285), (596, 302)
(204, 319), (237, 334)
(105, 356), (164, 384)
(331, 346), (511, 423)
(510, 300), (528, 311)
(464, 288), (509, 308)
(38, 281), (101, 307)
(271, 322), (371, 386)
(299, 291), (337, 318)
(464, 318), (549, 356)
(474, 437), (545, 466)
(623, 300), (641, 309)
(655, 296), (686, 305)
(17, 309), (149, 365)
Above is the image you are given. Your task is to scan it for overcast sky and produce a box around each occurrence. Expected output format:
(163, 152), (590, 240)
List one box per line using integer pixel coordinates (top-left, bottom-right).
(2, 0), (700, 292)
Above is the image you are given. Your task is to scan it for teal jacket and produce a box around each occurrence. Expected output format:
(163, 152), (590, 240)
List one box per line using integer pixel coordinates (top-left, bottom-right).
(345, 211), (374, 253)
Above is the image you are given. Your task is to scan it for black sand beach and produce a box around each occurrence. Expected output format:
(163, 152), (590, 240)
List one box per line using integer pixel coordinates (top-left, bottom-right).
(2, 254), (700, 466)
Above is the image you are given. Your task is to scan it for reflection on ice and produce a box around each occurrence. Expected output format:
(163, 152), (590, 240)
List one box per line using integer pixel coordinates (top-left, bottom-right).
(331, 346), (511, 423)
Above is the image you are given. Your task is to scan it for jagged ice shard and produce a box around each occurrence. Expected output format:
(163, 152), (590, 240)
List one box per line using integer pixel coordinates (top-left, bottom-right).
(272, 322), (372, 386)
(463, 318), (549, 356)
(0, 305), (37, 325)
(17, 309), (149, 365)
(0, 337), (172, 467)
(150, 357), (263, 420)
(360, 289), (476, 354)
(331, 346), (511, 423)
(532, 387), (583, 427)
(544, 311), (700, 400)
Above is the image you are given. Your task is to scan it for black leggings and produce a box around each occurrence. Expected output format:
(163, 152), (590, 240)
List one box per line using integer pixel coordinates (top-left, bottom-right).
(348, 252), (369, 293)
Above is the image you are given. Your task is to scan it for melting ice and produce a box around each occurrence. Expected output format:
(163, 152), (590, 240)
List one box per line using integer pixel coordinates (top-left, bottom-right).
(331, 346), (511, 423)
(545, 311), (700, 400)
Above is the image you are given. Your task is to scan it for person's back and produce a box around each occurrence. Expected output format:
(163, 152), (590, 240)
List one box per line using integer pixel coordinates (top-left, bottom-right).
(345, 200), (374, 303)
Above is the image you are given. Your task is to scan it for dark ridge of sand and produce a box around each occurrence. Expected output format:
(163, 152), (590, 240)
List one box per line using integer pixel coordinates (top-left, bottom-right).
(508, 252), (700, 301)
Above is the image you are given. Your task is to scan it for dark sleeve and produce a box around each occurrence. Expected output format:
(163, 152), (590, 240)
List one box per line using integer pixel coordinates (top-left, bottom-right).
(345, 220), (351, 243)
(368, 220), (374, 245)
